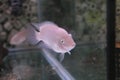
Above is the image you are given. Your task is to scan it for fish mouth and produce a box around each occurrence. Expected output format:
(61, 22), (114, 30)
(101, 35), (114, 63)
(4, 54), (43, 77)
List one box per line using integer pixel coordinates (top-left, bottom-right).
(65, 45), (76, 54)
(72, 42), (76, 48)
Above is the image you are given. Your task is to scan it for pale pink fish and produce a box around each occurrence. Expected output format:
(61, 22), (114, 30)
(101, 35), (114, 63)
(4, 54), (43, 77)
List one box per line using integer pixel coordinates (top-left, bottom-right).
(10, 21), (76, 61)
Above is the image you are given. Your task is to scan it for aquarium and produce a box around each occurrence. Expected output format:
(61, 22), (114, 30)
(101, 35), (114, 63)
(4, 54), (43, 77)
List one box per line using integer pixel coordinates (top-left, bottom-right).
(0, 0), (108, 80)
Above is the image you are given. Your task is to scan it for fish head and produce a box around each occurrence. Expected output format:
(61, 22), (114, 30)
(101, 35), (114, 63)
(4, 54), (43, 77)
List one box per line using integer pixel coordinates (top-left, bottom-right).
(54, 28), (76, 54)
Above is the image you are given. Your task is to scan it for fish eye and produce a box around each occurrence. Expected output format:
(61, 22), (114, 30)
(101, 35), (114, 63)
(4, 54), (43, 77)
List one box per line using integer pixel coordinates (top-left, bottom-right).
(60, 40), (64, 44)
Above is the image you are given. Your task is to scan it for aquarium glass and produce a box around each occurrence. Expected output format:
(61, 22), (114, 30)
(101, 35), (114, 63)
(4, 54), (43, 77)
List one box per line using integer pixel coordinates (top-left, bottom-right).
(0, 0), (106, 80)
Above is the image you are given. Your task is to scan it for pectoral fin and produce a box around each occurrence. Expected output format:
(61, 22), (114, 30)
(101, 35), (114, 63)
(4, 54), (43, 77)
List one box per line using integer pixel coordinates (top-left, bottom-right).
(59, 53), (65, 62)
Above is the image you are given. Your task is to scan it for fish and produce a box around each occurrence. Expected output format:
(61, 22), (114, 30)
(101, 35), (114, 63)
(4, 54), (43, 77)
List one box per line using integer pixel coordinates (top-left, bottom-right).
(10, 21), (76, 61)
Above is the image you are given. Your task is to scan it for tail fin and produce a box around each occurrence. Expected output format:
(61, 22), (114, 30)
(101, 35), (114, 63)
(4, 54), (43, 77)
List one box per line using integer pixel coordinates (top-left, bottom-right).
(10, 28), (27, 45)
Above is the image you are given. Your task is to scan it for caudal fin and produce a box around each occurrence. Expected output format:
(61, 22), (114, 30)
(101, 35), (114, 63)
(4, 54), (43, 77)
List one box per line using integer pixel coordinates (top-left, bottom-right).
(10, 28), (27, 45)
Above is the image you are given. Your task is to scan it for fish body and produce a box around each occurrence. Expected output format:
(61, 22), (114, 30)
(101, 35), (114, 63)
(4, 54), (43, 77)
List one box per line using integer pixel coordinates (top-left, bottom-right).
(10, 21), (76, 61)
(33, 22), (76, 54)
